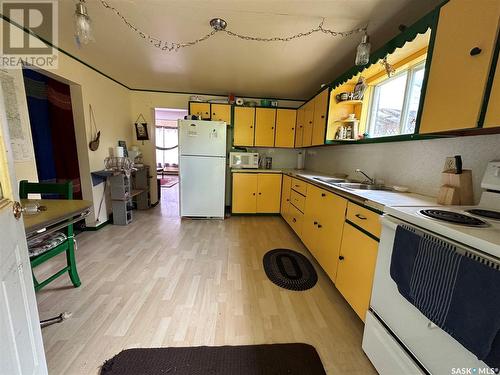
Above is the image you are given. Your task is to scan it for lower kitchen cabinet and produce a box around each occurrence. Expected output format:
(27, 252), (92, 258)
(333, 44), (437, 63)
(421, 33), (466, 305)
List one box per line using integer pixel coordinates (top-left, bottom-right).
(280, 174), (292, 222)
(302, 184), (347, 282)
(232, 173), (282, 214)
(256, 173), (282, 212)
(336, 222), (379, 322)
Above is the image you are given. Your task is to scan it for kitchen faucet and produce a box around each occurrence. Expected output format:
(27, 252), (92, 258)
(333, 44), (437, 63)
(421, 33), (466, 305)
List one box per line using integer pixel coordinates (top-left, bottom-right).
(355, 169), (375, 185)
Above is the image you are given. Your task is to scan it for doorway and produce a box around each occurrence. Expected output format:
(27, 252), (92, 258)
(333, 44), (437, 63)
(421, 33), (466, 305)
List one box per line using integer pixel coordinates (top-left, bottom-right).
(155, 108), (187, 216)
(22, 68), (82, 199)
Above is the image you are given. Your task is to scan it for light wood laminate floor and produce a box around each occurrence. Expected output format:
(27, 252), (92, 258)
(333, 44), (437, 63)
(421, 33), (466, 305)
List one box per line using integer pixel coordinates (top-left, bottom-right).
(35, 205), (376, 374)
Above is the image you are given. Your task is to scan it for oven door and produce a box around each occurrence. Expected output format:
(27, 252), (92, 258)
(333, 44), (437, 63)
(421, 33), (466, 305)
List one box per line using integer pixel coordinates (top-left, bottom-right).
(366, 215), (490, 374)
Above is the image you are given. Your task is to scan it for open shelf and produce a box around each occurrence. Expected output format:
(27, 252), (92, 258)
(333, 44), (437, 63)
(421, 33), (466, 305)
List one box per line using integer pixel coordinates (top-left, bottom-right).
(336, 99), (363, 105)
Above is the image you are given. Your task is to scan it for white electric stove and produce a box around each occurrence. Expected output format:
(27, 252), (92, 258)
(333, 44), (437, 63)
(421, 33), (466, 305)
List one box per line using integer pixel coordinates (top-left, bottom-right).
(363, 161), (500, 375)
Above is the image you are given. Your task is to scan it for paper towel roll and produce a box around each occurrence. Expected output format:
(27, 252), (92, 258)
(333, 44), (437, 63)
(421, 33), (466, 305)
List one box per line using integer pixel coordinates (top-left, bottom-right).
(236, 98), (244, 106)
(115, 146), (124, 157)
(297, 151), (305, 170)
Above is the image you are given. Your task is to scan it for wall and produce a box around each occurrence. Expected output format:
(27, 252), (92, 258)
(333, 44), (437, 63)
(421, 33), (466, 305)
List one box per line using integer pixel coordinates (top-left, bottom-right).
(2, 17), (133, 226)
(130, 90), (303, 204)
(305, 133), (500, 204)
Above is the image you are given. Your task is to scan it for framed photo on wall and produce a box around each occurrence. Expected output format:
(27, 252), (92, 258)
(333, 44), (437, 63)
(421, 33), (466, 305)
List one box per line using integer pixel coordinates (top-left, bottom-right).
(135, 122), (149, 141)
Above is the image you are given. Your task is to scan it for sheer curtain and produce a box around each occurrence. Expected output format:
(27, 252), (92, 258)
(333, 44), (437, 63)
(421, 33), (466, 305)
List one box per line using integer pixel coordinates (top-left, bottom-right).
(156, 118), (179, 166)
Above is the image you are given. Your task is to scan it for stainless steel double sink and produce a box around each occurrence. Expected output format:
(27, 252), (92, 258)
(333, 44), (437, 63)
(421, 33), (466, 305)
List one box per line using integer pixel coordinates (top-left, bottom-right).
(312, 177), (391, 191)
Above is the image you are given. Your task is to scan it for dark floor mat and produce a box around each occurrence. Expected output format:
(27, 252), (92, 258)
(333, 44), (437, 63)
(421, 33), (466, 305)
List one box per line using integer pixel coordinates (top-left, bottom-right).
(263, 249), (318, 291)
(101, 343), (326, 375)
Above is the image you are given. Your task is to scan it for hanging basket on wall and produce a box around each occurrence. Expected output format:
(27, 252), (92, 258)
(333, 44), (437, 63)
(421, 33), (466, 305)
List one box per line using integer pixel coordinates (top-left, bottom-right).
(134, 114), (149, 141)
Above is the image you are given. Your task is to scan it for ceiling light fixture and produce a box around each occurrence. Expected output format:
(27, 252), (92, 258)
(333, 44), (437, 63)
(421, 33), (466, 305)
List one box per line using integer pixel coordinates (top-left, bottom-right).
(209, 18), (227, 31)
(355, 32), (371, 66)
(74, 0), (94, 47)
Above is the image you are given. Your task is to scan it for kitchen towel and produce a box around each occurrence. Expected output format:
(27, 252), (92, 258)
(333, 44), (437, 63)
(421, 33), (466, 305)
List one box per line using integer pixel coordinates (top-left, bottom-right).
(390, 225), (500, 366)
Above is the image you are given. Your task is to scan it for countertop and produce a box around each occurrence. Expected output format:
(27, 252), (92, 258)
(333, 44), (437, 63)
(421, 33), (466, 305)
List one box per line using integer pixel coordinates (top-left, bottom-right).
(231, 168), (437, 212)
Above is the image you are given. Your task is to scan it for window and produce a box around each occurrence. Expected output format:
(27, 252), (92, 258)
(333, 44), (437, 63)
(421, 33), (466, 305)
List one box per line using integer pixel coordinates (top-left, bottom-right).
(368, 62), (425, 137)
(154, 108), (188, 167)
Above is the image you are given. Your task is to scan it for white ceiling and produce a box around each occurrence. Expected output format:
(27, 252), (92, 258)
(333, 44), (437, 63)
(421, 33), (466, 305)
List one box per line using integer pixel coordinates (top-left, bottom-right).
(54, 0), (441, 100)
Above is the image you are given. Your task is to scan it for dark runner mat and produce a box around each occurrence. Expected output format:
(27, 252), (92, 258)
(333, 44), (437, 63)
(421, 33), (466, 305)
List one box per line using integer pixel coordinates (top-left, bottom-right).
(101, 343), (326, 375)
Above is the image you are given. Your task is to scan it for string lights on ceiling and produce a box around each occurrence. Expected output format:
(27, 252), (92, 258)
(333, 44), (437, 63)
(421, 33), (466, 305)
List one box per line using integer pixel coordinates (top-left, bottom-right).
(77, 1), (371, 65)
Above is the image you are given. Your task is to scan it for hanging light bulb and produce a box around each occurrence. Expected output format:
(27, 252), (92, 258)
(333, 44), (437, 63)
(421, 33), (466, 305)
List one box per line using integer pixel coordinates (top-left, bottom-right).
(355, 32), (370, 66)
(74, 0), (94, 47)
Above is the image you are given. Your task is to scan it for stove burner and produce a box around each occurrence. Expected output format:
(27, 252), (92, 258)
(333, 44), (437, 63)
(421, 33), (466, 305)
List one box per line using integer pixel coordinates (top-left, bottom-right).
(420, 209), (489, 227)
(466, 209), (500, 220)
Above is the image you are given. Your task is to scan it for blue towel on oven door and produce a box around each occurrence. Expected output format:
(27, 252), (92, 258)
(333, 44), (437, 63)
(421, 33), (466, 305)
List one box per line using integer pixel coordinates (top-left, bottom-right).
(390, 225), (500, 366)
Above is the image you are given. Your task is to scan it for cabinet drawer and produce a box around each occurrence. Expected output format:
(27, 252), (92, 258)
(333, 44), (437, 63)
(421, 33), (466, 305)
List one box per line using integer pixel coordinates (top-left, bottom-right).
(290, 189), (305, 212)
(346, 202), (381, 238)
(288, 203), (303, 237)
(291, 178), (307, 195)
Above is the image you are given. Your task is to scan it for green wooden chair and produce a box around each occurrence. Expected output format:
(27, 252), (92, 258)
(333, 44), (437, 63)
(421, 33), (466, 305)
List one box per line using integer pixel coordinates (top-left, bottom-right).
(19, 180), (81, 292)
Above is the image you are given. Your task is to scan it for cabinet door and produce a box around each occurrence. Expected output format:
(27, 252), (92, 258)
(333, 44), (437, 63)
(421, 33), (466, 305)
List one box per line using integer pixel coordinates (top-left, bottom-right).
(484, 52), (500, 128)
(336, 223), (379, 322)
(232, 173), (257, 213)
(301, 184), (321, 253)
(233, 107), (255, 146)
(211, 104), (231, 124)
(295, 107), (305, 147)
(257, 174), (282, 213)
(303, 101), (315, 147)
(315, 192), (347, 282)
(419, 0), (500, 133)
(189, 102), (211, 120)
(280, 174), (292, 219)
(275, 109), (297, 148)
(255, 108), (276, 147)
(312, 89), (329, 145)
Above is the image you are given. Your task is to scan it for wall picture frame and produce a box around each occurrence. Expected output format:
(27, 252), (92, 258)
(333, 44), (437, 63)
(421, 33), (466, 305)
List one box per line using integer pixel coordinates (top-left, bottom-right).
(135, 122), (149, 141)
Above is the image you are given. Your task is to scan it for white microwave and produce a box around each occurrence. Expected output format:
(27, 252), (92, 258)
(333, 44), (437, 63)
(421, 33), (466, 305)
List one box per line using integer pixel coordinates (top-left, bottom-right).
(229, 152), (259, 169)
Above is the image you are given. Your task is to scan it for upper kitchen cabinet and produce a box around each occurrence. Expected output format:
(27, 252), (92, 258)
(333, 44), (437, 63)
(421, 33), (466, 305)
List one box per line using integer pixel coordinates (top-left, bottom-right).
(302, 100), (315, 147)
(254, 108), (277, 147)
(484, 52), (500, 128)
(311, 89), (329, 146)
(419, 0), (500, 133)
(211, 103), (232, 124)
(233, 107), (255, 146)
(189, 102), (211, 120)
(295, 107), (305, 147)
(275, 109), (297, 148)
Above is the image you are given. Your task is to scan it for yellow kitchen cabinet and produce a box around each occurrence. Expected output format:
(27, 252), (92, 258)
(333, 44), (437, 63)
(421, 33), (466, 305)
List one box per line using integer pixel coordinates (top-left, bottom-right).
(255, 108), (276, 147)
(336, 222), (379, 322)
(233, 107), (255, 146)
(484, 52), (500, 128)
(189, 102), (211, 120)
(311, 89), (329, 145)
(419, 0), (500, 133)
(302, 101), (315, 147)
(275, 109), (297, 148)
(295, 107), (305, 147)
(232, 173), (257, 213)
(211, 103), (232, 124)
(302, 184), (347, 282)
(232, 173), (281, 214)
(256, 173), (282, 213)
(280, 174), (292, 223)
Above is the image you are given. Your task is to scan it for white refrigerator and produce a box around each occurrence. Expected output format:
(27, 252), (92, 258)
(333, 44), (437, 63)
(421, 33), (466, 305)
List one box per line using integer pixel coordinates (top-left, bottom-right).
(178, 120), (227, 218)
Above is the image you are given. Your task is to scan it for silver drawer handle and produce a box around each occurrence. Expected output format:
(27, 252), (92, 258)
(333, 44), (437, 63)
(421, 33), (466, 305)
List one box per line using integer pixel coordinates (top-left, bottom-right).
(355, 213), (367, 220)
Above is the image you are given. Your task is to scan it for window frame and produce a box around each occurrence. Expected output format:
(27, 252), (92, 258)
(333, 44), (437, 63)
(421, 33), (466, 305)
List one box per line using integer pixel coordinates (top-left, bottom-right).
(368, 60), (426, 138)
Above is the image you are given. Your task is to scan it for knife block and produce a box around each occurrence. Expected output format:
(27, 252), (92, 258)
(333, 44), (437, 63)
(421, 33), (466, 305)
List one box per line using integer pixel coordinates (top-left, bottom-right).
(437, 170), (473, 205)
